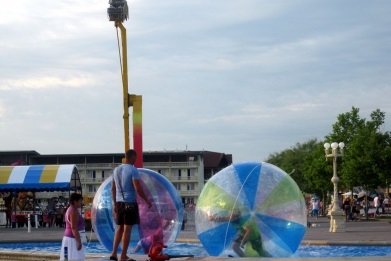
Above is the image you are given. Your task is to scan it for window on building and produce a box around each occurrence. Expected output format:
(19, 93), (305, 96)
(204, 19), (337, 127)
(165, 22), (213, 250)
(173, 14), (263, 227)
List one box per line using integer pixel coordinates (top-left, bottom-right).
(88, 185), (97, 193)
(174, 183), (181, 190)
(177, 169), (182, 180)
(187, 184), (194, 191)
(187, 169), (193, 180)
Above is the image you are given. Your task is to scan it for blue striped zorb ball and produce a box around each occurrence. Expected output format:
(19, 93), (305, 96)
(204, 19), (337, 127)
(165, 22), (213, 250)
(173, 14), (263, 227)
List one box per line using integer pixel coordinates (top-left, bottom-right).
(195, 162), (307, 257)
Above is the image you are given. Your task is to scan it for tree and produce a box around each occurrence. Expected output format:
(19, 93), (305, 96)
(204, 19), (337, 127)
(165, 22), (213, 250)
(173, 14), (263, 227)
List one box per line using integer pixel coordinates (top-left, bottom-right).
(301, 141), (333, 199)
(266, 139), (333, 214)
(266, 139), (329, 194)
(326, 107), (389, 191)
(265, 107), (391, 217)
(325, 107), (391, 219)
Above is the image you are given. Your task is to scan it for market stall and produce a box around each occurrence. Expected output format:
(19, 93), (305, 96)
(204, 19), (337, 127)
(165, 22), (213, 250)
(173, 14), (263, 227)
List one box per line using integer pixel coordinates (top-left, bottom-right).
(0, 165), (82, 228)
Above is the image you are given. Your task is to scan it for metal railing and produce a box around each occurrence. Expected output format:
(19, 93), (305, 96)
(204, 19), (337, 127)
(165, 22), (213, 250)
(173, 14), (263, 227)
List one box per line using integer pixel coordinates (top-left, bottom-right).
(80, 177), (108, 183)
(144, 162), (199, 168)
(76, 163), (119, 170)
(168, 176), (198, 182)
(178, 190), (198, 196)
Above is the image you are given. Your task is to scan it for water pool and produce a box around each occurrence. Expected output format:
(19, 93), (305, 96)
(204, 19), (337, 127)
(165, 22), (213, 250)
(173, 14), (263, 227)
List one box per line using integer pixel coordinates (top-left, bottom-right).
(1, 242), (391, 257)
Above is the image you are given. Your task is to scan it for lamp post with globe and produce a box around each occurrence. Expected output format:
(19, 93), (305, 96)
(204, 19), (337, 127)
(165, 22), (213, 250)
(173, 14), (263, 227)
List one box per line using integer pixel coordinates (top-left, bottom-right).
(324, 142), (345, 233)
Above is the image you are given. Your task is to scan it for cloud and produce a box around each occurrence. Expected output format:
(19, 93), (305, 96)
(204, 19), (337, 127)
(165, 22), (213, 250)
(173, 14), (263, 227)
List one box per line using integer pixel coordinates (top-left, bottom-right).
(1, 0), (391, 163)
(0, 102), (5, 118)
(0, 75), (95, 90)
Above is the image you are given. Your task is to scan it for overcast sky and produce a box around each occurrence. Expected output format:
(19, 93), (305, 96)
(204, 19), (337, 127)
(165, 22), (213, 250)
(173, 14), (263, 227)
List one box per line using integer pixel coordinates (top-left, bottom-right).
(1, 0), (390, 163)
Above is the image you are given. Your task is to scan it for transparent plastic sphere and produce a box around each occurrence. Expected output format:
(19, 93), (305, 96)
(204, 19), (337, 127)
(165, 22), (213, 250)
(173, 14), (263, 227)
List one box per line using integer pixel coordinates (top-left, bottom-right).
(91, 168), (183, 252)
(195, 162), (307, 257)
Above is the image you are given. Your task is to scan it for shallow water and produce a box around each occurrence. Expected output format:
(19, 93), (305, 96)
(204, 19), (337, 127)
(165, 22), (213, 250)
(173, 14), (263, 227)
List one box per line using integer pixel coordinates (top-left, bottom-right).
(0, 242), (391, 257)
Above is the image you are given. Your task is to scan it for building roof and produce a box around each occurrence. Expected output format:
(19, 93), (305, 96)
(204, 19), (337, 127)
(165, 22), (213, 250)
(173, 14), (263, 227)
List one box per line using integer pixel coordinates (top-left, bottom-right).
(203, 151), (232, 168)
(0, 150), (233, 169)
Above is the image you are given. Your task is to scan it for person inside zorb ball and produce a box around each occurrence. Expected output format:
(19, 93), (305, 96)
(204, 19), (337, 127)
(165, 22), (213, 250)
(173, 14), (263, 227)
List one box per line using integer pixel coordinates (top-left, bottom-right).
(195, 162), (307, 257)
(91, 168), (183, 253)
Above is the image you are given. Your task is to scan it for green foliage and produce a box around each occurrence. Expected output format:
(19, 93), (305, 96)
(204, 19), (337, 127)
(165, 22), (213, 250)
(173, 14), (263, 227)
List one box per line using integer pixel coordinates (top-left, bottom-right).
(266, 138), (324, 193)
(327, 107), (390, 191)
(266, 106), (391, 195)
(301, 142), (332, 195)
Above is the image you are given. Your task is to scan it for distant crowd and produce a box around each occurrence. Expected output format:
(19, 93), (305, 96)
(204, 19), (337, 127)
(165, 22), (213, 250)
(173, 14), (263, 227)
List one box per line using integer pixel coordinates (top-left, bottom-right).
(308, 194), (390, 222)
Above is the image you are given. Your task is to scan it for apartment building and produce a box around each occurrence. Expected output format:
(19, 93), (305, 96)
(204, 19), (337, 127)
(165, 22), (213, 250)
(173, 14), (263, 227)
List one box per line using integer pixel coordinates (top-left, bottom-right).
(0, 150), (232, 206)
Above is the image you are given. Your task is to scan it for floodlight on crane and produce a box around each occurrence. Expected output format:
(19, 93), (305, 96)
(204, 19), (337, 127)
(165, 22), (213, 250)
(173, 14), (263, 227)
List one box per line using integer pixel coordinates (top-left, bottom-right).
(107, 0), (129, 22)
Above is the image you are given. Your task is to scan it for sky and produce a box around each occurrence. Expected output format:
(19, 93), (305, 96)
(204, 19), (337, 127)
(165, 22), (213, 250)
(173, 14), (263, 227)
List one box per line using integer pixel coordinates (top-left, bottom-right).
(1, 0), (391, 163)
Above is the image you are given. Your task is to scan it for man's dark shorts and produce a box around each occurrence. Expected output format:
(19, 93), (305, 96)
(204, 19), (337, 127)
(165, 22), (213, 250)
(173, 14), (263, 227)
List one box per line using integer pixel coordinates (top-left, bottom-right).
(115, 202), (139, 226)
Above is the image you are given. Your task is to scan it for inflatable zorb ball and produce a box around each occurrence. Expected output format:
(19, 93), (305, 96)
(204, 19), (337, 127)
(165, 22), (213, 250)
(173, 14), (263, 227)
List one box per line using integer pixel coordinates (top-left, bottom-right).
(195, 162), (307, 257)
(91, 168), (183, 252)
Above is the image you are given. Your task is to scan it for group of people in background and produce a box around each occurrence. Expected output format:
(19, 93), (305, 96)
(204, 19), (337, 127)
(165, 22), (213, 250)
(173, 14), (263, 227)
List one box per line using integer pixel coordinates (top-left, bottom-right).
(309, 193), (391, 224)
(307, 196), (378, 220)
(342, 195), (361, 222)
(373, 195), (390, 217)
(309, 198), (323, 219)
(2, 192), (13, 228)
(344, 194), (391, 221)
(46, 206), (67, 228)
(1, 192), (68, 229)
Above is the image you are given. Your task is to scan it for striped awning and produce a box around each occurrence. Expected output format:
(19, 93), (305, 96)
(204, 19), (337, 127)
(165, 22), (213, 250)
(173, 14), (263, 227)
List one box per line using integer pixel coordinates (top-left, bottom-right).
(0, 165), (81, 192)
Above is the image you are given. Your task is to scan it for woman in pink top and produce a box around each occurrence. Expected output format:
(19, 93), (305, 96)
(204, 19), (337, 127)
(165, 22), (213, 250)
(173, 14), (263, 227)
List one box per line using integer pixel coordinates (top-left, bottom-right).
(60, 193), (85, 261)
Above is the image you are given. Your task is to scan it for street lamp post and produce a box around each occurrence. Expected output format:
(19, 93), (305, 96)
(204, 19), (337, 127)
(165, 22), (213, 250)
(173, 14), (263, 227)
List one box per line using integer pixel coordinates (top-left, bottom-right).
(324, 142), (345, 233)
